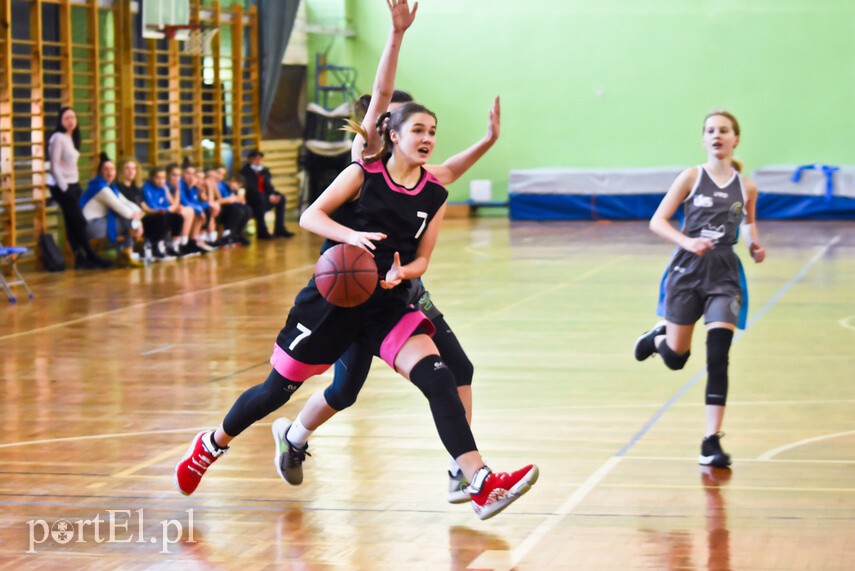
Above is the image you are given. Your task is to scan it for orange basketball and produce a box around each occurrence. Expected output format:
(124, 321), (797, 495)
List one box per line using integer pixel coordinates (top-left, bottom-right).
(314, 244), (378, 307)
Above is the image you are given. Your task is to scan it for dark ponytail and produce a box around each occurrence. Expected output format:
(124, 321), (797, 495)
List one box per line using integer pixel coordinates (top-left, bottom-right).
(97, 152), (112, 176)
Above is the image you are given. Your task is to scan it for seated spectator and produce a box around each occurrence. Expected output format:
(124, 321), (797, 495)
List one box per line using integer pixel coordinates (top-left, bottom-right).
(165, 164), (202, 257)
(208, 166), (251, 246)
(239, 149), (294, 239)
(80, 153), (144, 268)
(177, 162), (216, 253)
(140, 165), (200, 261)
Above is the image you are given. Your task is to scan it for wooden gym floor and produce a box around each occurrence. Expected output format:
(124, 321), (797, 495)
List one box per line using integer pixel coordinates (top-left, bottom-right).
(0, 218), (853, 569)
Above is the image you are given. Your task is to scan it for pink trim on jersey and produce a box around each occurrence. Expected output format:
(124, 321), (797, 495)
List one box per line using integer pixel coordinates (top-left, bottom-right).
(379, 309), (436, 368)
(359, 159), (439, 196)
(270, 344), (331, 382)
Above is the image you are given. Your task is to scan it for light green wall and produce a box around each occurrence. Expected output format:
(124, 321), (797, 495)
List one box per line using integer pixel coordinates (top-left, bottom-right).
(323, 0), (855, 201)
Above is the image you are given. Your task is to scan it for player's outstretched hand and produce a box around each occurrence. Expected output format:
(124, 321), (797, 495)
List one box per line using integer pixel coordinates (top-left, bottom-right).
(749, 243), (766, 263)
(486, 96), (501, 143)
(388, 0), (418, 33)
(348, 231), (386, 253)
(380, 251), (404, 289)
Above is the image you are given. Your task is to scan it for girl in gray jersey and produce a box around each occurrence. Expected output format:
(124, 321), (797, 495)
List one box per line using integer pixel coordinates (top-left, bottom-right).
(634, 111), (766, 468)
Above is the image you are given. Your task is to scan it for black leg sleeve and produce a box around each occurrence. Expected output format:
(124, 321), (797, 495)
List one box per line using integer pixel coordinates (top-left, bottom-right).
(409, 355), (477, 458)
(222, 369), (302, 437)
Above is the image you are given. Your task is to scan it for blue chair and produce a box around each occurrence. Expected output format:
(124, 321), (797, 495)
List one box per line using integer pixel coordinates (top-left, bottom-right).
(0, 246), (34, 303)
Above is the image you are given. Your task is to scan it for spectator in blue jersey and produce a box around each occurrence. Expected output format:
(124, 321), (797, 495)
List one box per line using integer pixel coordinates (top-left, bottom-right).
(140, 165), (198, 260)
(178, 162), (216, 253)
(80, 153), (144, 268)
(239, 149), (294, 240)
(164, 164), (202, 257)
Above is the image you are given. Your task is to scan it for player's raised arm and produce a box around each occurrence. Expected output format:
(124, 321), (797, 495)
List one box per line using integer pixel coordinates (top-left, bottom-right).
(426, 96), (501, 185)
(355, 0), (418, 161)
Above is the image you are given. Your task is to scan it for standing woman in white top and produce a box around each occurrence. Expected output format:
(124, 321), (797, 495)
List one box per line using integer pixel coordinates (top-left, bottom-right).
(47, 107), (112, 269)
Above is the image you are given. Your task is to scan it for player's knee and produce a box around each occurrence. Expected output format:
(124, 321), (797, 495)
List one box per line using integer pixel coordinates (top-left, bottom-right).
(659, 342), (690, 370)
(451, 357), (474, 387)
(323, 383), (358, 411)
(263, 368), (302, 402)
(409, 355), (463, 417)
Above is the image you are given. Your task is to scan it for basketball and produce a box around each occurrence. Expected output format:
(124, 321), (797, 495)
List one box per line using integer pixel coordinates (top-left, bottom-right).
(314, 244), (378, 307)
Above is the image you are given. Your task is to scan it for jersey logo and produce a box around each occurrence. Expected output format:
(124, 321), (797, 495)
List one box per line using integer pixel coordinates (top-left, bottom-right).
(693, 194), (713, 208)
(700, 224), (726, 243)
(727, 201), (744, 223)
(714, 191), (729, 199)
(418, 291), (433, 311)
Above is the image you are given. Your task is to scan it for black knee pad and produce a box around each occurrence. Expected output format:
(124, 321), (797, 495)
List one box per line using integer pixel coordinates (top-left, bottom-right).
(410, 356), (463, 417)
(658, 342), (690, 370)
(705, 328), (734, 406)
(409, 355), (476, 458)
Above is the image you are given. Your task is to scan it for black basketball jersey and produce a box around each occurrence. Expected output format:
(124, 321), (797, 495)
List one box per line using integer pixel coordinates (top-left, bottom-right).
(325, 159), (447, 274)
(681, 166), (745, 247)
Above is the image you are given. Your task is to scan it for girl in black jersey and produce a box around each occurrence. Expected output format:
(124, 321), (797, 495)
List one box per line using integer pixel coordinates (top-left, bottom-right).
(174, 96), (538, 520)
(633, 111), (766, 469)
(273, 94), (501, 505)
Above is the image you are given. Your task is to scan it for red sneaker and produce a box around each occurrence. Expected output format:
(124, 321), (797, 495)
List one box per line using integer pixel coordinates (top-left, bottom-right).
(174, 430), (226, 495)
(469, 464), (539, 520)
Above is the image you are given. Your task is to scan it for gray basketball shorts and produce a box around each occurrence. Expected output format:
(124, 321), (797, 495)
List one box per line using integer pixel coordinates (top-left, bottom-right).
(664, 247), (742, 326)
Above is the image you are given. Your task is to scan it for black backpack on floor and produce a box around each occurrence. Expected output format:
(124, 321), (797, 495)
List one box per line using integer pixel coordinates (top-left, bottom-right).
(39, 232), (66, 272)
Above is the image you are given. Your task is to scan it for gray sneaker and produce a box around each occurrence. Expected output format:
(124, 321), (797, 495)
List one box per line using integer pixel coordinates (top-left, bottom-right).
(448, 470), (470, 504)
(272, 418), (310, 485)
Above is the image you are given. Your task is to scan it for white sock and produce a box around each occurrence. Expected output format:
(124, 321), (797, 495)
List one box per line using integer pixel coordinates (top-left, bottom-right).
(286, 414), (314, 448)
(208, 231), (218, 242)
(449, 458), (462, 477)
(180, 236), (189, 246)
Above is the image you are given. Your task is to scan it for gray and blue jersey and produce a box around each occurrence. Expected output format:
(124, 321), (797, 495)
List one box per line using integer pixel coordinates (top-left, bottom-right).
(658, 166), (749, 328)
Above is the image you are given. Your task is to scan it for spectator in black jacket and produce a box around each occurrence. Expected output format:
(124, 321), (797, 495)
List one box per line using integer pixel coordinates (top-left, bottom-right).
(239, 149), (294, 239)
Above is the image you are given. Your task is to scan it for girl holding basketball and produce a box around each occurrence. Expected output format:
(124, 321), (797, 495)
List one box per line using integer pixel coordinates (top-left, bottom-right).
(273, 93), (500, 504)
(633, 110), (766, 468)
(175, 99), (537, 521)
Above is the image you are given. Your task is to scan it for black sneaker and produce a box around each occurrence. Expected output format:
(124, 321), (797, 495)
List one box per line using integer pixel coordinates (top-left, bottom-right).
(179, 243), (201, 257)
(633, 320), (667, 361)
(272, 418), (310, 485)
(699, 433), (732, 468)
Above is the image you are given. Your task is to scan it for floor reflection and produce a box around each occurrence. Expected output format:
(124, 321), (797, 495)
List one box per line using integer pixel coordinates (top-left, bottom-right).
(700, 465), (731, 571)
(448, 525), (510, 570)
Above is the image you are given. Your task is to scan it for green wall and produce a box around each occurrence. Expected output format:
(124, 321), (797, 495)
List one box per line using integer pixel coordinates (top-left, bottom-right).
(316, 0), (855, 201)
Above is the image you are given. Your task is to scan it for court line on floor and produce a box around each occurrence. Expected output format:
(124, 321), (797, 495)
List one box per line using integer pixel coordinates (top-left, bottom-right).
(470, 235), (841, 571)
(0, 263), (315, 342)
(757, 429), (855, 461)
